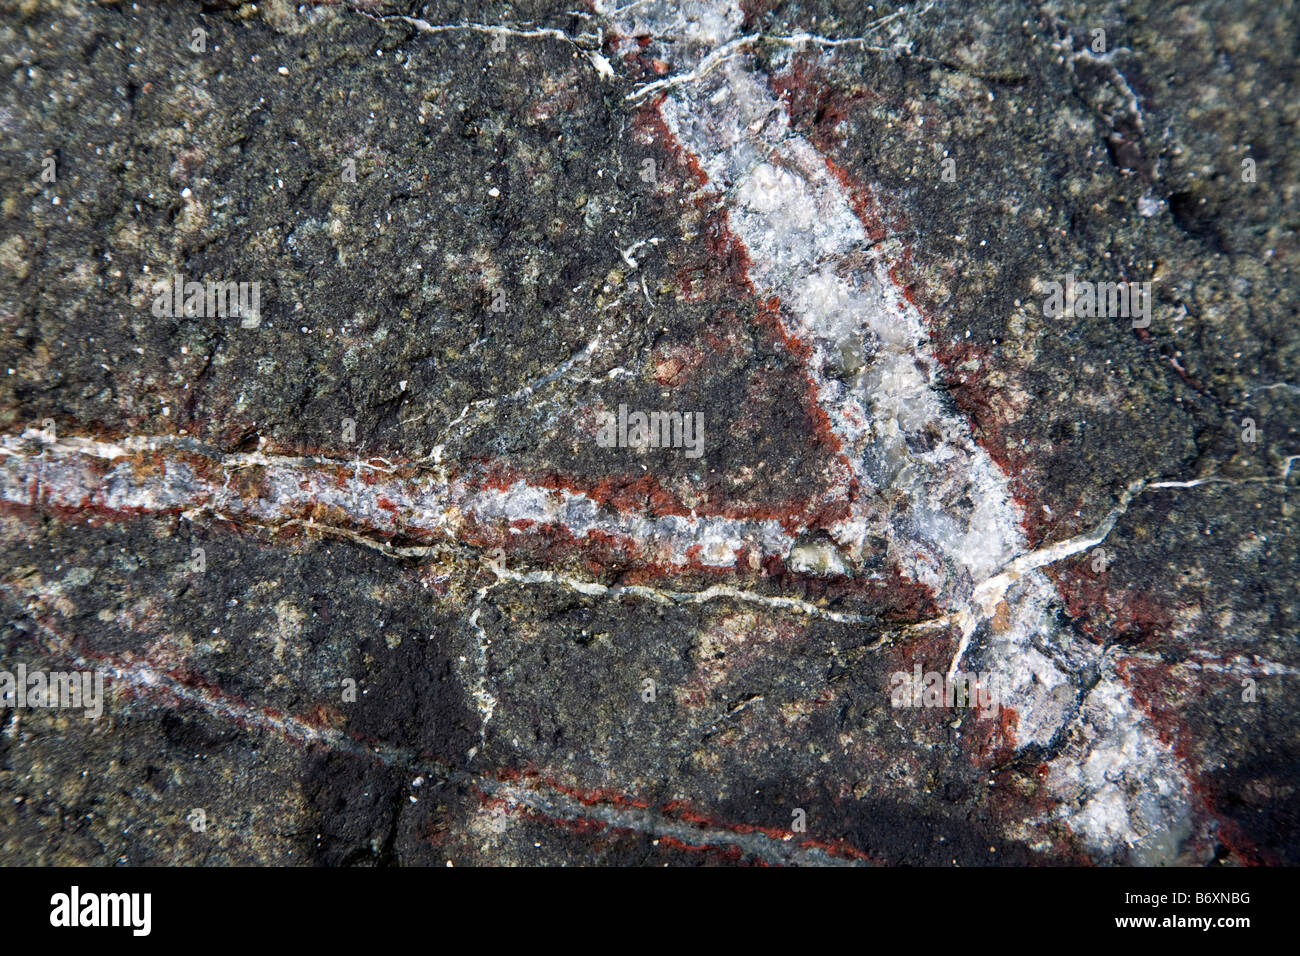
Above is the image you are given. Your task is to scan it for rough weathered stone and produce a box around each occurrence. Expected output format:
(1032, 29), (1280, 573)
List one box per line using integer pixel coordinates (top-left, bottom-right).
(0, 0), (1295, 865)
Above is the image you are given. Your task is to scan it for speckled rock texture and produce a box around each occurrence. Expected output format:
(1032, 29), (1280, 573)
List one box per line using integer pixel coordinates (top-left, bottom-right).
(0, 0), (1295, 865)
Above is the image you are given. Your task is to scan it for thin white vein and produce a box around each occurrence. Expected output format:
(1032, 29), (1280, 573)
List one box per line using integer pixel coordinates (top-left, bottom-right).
(485, 780), (865, 865)
(467, 597), (499, 757)
(627, 32), (757, 102)
(357, 11), (613, 79)
(492, 565), (892, 629)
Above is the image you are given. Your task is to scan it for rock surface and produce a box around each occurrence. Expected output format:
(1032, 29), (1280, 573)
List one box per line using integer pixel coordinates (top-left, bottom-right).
(0, 0), (1296, 865)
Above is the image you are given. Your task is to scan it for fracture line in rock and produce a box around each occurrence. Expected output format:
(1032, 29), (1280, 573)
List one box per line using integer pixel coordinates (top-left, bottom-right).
(425, 336), (608, 456)
(626, 32), (757, 102)
(490, 565), (895, 629)
(1, 581), (404, 764)
(0, 428), (797, 573)
(1120, 650), (1300, 678)
(353, 8), (616, 79)
(466, 597), (498, 756)
(944, 477), (1146, 680)
(482, 779), (869, 865)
